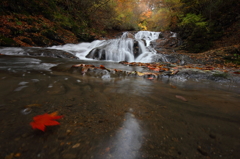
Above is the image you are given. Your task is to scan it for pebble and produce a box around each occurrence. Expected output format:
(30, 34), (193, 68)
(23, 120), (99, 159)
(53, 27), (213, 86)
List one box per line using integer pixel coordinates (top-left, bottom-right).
(72, 143), (80, 148)
(21, 108), (32, 115)
(66, 129), (71, 135)
(18, 81), (28, 85)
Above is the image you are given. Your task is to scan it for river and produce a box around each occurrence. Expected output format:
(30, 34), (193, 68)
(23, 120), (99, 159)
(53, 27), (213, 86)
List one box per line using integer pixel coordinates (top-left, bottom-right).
(0, 31), (240, 159)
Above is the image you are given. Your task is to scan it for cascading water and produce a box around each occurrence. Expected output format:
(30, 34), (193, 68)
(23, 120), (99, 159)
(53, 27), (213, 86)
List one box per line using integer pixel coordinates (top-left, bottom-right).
(135, 31), (160, 46)
(49, 31), (163, 63)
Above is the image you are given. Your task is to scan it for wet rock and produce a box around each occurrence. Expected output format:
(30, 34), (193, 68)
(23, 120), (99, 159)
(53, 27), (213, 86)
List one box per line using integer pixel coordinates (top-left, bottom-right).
(152, 54), (178, 63)
(125, 32), (135, 39)
(8, 47), (79, 59)
(86, 48), (106, 60)
(133, 40), (139, 58)
(150, 38), (175, 48)
(161, 31), (177, 39)
(165, 55), (179, 63)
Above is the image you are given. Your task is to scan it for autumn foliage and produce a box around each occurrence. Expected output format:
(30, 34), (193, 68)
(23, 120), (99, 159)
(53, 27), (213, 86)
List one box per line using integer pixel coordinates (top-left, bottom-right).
(30, 112), (63, 131)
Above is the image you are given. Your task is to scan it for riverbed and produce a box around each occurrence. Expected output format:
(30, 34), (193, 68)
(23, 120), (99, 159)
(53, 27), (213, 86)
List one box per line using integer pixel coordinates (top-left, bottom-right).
(0, 55), (239, 159)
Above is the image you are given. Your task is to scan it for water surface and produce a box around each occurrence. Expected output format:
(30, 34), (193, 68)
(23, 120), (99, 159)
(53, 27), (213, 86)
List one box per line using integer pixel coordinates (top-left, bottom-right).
(0, 55), (240, 159)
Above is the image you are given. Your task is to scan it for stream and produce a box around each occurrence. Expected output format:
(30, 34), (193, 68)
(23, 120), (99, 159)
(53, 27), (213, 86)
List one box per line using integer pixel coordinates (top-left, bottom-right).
(0, 31), (240, 159)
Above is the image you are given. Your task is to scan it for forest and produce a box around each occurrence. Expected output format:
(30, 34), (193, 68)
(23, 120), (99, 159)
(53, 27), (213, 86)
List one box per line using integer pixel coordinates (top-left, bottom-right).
(0, 0), (239, 52)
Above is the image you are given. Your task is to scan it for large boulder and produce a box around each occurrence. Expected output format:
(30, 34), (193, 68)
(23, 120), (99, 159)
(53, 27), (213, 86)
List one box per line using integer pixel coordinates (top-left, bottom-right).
(151, 37), (180, 49)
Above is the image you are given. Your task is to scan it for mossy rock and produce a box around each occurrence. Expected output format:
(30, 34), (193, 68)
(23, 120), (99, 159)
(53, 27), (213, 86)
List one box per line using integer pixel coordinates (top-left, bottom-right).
(0, 35), (19, 46)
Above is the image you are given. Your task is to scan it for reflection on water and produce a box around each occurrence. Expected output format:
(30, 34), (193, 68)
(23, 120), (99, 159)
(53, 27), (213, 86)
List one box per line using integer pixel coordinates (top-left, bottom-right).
(99, 110), (142, 159)
(0, 56), (58, 72)
(105, 78), (154, 96)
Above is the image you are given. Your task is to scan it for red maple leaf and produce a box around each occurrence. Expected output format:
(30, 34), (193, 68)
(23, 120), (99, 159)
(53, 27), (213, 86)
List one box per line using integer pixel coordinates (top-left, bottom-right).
(30, 112), (63, 131)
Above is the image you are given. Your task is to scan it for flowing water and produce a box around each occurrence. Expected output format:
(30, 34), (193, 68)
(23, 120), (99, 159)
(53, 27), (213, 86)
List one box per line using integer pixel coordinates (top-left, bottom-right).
(48, 31), (162, 63)
(0, 31), (240, 159)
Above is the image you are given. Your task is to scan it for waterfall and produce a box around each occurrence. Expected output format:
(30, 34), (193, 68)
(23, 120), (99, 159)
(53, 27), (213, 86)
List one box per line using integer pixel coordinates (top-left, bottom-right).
(49, 31), (162, 63)
(135, 31), (160, 46)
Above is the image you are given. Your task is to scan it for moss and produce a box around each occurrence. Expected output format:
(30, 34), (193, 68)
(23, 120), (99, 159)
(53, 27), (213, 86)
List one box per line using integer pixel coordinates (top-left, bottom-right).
(0, 35), (19, 46)
(212, 73), (228, 78)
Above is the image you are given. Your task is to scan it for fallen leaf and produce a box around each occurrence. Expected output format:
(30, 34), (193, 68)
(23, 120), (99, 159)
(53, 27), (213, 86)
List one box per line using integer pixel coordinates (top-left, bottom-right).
(170, 84), (177, 89)
(81, 67), (89, 74)
(30, 112), (63, 131)
(14, 153), (21, 157)
(25, 104), (42, 108)
(171, 70), (179, 75)
(148, 67), (160, 72)
(175, 95), (188, 102)
(136, 71), (145, 76)
(114, 69), (121, 72)
(72, 143), (80, 148)
(233, 71), (240, 74)
(72, 64), (85, 67)
(99, 65), (106, 69)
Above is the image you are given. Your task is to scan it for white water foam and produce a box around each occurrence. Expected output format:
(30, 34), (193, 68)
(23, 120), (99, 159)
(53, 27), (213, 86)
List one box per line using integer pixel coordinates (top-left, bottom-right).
(49, 40), (105, 60)
(135, 31), (160, 46)
(48, 31), (162, 63)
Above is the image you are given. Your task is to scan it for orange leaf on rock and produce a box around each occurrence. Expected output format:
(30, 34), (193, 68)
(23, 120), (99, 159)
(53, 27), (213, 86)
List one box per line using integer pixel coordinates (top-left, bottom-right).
(100, 65), (106, 69)
(30, 112), (63, 131)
